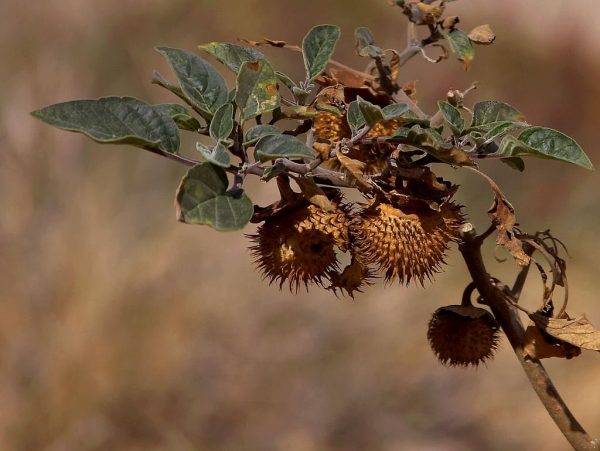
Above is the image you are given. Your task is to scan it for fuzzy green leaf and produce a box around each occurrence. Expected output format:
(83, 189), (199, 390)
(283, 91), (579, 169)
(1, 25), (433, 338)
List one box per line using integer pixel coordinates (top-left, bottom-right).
(346, 100), (366, 133)
(445, 29), (474, 69)
(302, 25), (341, 81)
(254, 134), (315, 162)
(176, 163), (253, 231)
(244, 124), (281, 145)
(518, 127), (593, 169)
(437, 101), (464, 136)
(154, 103), (201, 132)
(156, 47), (228, 117)
(382, 103), (409, 121)
(198, 42), (264, 73)
(470, 101), (525, 131)
(209, 103), (234, 142)
(32, 96), (180, 153)
(501, 157), (525, 172)
(196, 142), (231, 168)
(357, 96), (384, 127)
(355, 27), (383, 58)
(235, 59), (280, 121)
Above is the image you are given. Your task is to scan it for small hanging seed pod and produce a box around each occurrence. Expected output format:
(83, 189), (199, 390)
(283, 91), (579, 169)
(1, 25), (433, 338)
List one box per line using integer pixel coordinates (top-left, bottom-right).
(248, 202), (350, 292)
(353, 201), (464, 285)
(427, 305), (500, 367)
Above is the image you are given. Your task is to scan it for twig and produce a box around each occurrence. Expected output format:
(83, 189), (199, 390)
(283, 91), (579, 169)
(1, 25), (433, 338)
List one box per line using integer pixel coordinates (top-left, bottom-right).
(459, 229), (599, 451)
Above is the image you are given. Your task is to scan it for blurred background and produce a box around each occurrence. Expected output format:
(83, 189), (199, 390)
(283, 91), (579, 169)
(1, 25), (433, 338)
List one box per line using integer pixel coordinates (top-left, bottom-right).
(1, 1), (599, 450)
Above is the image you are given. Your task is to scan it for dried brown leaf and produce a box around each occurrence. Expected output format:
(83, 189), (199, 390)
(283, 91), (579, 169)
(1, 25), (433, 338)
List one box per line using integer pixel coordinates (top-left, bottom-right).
(530, 313), (600, 351)
(329, 67), (372, 88)
(468, 24), (496, 45)
(388, 49), (400, 82)
(336, 152), (371, 189)
(415, 2), (445, 24)
(401, 80), (418, 103)
(523, 323), (582, 360)
(441, 16), (460, 30)
(296, 177), (336, 211)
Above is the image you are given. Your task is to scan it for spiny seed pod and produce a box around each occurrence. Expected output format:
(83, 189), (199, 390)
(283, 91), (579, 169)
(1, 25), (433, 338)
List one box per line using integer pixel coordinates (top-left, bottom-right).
(248, 203), (350, 292)
(328, 254), (375, 298)
(313, 111), (351, 143)
(427, 305), (500, 367)
(353, 201), (464, 284)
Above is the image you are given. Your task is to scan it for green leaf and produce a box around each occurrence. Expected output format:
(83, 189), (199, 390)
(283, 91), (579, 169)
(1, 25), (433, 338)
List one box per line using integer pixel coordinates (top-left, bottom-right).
(156, 47), (228, 117)
(302, 24), (341, 81)
(382, 103), (409, 120)
(244, 124), (281, 145)
(445, 29), (474, 69)
(196, 142), (231, 168)
(31, 96), (179, 153)
(198, 42), (264, 73)
(254, 134), (315, 162)
(209, 103), (234, 142)
(346, 100), (366, 133)
(470, 101), (525, 131)
(275, 71), (297, 90)
(484, 121), (521, 140)
(176, 163), (253, 231)
(437, 101), (464, 136)
(357, 96), (384, 127)
(518, 127), (593, 170)
(235, 59), (280, 121)
(393, 125), (473, 166)
(154, 103), (201, 132)
(355, 27), (383, 58)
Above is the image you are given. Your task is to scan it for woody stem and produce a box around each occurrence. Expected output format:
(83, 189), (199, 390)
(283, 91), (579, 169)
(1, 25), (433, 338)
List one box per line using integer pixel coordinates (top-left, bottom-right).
(459, 228), (599, 451)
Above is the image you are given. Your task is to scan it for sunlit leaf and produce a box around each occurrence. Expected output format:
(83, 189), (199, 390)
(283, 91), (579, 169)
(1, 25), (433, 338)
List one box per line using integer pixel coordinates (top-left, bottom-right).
(254, 134), (315, 162)
(196, 142), (231, 168)
(199, 42), (264, 72)
(235, 59), (280, 121)
(175, 163), (253, 231)
(156, 47), (228, 117)
(302, 24), (341, 81)
(32, 96), (180, 153)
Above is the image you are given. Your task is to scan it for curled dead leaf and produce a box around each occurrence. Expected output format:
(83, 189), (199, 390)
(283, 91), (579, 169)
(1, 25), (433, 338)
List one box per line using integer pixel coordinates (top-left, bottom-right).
(523, 323), (582, 360)
(530, 313), (600, 351)
(336, 151), (371, 189)
(468, 24), (496, 45)
(296, 177), (336, 211)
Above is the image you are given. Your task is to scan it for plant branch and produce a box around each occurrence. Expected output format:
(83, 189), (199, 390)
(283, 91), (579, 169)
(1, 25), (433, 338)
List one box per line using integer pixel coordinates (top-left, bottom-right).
(459, 228), (599, 451)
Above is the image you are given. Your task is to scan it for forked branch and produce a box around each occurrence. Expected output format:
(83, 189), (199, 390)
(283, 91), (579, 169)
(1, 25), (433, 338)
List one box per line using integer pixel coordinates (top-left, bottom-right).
(459, 229), (599, 451)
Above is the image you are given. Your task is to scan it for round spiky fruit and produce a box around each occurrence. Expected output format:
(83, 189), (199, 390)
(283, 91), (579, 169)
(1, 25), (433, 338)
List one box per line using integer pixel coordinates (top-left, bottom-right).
(248, 202), (350, 292)
(427, 305), (500, 367)
(353, 201), (463, 285)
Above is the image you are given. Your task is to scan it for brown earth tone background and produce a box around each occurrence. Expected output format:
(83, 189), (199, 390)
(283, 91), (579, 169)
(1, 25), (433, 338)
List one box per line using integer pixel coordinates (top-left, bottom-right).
(1, 1), (599, 450)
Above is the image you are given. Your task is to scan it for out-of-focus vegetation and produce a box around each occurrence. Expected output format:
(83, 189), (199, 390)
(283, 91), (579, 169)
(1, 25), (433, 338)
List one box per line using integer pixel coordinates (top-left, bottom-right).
(1, 1), (599, 449)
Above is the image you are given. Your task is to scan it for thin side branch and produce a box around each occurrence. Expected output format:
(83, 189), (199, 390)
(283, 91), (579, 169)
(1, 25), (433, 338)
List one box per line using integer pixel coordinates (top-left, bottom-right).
(459, 229), (599, 451)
